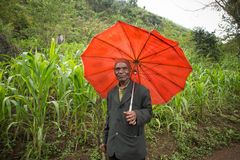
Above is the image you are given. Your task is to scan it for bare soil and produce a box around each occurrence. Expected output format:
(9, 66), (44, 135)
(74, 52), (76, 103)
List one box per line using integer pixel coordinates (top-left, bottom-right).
(147, 129), (177, 159)
(202, 143), (240, 160)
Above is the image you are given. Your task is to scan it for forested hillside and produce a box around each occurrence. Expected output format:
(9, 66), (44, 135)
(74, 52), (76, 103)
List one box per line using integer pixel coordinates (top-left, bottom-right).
(0, 0), (192, 55)
(0, 0), (239, 159)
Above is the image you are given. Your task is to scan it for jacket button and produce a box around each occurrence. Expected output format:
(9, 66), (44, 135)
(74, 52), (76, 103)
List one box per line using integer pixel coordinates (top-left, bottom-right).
(116, 132), (118, 135)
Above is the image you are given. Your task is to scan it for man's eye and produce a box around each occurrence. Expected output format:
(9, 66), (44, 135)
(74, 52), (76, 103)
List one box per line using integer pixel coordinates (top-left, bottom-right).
(115, 67), (128, 71)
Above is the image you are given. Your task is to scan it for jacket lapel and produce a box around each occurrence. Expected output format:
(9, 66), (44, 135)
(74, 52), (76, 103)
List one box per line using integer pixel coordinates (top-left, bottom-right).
(112, 86), (121, 107)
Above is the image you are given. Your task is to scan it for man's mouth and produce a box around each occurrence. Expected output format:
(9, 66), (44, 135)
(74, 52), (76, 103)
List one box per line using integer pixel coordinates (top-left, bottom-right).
(118, 76), (126, 78)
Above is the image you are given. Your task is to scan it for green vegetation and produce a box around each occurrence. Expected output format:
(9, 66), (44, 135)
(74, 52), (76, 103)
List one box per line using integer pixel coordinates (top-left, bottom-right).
(0, 0), (239, 159)
(192, 28), (221, 60)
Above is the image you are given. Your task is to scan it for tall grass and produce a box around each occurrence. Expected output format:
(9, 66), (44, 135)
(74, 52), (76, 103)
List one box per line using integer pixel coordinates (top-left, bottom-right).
(148, 52), (240, 159)
(0, 40), (239, 159)
(150, 52), (240, 136)
(0, 40), (105, 159)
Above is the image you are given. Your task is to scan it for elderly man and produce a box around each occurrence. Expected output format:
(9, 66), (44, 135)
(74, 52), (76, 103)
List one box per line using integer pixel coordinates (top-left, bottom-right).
(100, 59), (152, 160)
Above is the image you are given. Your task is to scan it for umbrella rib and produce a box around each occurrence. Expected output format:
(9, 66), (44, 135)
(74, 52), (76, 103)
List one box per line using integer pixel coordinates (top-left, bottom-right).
(119, 23), (137, 60)
(141, 62), (192, 69)
(139, 46), (175, 61)
(136, 33), (151, 60)
(141, 63), (184, 90)
(142, 63), (192, 79)
(172, 45), (190, 62)
(150, 33), (189, 62)
(95, 37), (134, 61)
(138, 65), (168, 103)
(151, 32), (176, 47)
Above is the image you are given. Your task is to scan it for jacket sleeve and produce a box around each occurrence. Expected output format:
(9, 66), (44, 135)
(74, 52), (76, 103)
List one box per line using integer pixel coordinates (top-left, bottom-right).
(134, 89), (152, 126)
(103, 93), (110, 144)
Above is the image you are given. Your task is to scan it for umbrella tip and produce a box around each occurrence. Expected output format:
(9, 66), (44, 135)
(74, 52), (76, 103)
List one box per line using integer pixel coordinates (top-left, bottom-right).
(133, 60), (140, 65)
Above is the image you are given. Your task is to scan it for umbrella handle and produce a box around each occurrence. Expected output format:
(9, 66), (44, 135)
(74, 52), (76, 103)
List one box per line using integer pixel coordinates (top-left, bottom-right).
(128, 82), (135, 111)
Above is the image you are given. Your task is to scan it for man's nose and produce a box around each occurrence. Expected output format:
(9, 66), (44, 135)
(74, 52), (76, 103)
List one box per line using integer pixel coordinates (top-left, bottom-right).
(119, 68), (124, 73)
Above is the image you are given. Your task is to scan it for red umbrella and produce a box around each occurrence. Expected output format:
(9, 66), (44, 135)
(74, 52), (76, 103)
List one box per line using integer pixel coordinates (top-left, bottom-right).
(81, 21), (192, 104)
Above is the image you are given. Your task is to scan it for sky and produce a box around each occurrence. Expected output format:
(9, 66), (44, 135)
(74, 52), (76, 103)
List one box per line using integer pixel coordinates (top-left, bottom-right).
(137, 0), (224, 37)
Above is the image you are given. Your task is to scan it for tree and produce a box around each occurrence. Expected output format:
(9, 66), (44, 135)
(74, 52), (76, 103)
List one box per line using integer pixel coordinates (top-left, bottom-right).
(211, 0), (239, 56)
(212, 0), (240, 39)
(192, 28), (221, 60)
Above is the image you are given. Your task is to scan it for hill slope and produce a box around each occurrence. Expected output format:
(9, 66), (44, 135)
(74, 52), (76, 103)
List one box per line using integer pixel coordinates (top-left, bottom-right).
(0, 0), (191, 53)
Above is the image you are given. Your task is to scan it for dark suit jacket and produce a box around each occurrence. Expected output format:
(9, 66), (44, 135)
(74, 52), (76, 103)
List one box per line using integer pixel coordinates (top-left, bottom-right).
(103, 80), (152, 160)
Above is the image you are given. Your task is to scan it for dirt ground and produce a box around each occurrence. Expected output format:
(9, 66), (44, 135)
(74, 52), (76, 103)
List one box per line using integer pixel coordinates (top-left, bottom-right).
(147, 130), (240, 160)
(202, 143), (240, 160)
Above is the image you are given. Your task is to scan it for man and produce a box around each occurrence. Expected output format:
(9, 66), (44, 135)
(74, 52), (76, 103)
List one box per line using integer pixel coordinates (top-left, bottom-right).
(100, 59), (152, 160)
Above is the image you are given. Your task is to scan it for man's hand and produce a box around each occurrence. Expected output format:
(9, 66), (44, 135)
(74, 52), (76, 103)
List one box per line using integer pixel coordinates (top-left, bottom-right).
(100, 144), (107, 153)
(123, 111), (137, 125)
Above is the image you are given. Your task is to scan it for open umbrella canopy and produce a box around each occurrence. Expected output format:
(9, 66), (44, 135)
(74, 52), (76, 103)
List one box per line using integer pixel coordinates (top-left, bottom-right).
(81, 21), (192, 104)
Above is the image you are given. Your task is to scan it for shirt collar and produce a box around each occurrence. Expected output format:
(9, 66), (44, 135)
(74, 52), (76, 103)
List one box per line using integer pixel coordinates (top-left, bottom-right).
(118, 79), (130, 90)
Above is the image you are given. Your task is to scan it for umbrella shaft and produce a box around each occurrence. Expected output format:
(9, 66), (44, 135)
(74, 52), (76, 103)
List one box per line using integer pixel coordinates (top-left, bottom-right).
(129, 82), (135, 111)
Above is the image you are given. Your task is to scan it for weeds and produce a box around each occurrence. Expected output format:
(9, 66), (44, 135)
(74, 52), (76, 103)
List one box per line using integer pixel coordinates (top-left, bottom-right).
(0, 41), (239, 159)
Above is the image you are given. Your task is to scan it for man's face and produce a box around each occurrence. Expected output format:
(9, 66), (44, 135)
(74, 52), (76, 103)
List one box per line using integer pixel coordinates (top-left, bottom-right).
(114, 62), (130, 83)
